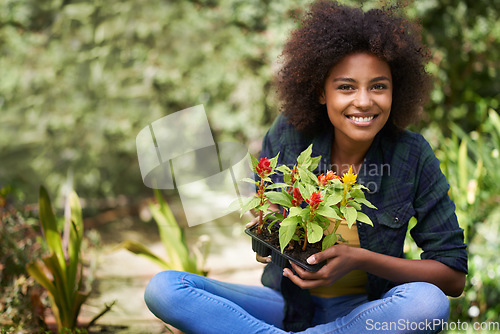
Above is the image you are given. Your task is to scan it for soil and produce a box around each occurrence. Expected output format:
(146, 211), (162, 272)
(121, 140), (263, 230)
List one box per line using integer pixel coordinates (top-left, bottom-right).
(247, 223), (324, 271)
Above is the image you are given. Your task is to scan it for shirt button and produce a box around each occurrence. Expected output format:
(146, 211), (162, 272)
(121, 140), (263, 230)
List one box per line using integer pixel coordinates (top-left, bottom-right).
(393, 217), (399, 223)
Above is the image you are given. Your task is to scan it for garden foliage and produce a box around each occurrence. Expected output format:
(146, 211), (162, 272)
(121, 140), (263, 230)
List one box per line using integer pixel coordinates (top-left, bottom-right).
(121, 190), (209, 276)
(0, 190), (45, 331)
(0, 0), (499, 326)
(26, 186), (89, 330)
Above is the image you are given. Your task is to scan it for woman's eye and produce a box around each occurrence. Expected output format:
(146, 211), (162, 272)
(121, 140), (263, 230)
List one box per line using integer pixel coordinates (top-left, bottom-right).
(337, 84), (354, 91)
(372, 83), (387, 90)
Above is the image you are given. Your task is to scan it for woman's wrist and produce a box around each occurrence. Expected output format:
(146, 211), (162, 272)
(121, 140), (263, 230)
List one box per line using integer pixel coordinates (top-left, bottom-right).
(349, 246), (368, 271)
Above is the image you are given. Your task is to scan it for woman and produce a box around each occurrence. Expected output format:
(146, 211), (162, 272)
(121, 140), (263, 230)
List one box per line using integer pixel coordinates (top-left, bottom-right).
(144, 1), (468, 333)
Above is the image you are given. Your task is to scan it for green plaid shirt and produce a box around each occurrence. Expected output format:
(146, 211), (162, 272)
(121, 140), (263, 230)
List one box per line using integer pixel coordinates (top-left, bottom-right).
(260, 115), (468, 303)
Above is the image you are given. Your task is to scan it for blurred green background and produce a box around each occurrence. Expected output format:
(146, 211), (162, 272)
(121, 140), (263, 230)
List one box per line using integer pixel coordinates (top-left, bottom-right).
(0, 0), (499, 330)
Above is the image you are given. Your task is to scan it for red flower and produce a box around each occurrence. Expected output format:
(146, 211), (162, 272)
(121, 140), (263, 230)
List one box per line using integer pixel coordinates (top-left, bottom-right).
(292, 187), (303, 206)
(318, 170), (339, 185)
(306, 191), (323, 210)
(256, 157), (272, 177)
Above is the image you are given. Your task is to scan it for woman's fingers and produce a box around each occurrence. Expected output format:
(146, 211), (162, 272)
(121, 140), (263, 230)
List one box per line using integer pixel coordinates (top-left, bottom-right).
(283, 266), (327, 289)
(256, 254), (272, 263)
(245, 217), (259, 228)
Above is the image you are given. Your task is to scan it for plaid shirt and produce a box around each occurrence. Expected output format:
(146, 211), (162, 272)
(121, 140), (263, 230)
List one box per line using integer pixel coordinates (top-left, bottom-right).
(259, 115), (468, 328)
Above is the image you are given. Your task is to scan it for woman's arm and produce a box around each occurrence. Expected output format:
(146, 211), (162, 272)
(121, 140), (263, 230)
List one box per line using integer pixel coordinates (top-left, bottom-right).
(283, 244), (466, 297)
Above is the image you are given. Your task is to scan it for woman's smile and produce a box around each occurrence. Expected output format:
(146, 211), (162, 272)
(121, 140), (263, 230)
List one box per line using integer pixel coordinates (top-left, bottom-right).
(346, 114), (378, 126)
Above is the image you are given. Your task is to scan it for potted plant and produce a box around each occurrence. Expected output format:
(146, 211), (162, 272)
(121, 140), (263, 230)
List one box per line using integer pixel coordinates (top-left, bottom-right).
(239, 145), (376, 271)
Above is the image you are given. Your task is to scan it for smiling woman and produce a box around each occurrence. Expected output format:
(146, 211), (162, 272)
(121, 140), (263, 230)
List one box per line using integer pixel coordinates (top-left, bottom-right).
(144, 1), (468, 333)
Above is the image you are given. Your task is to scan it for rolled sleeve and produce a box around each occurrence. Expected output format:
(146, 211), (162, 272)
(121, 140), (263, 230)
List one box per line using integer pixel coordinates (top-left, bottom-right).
(410, 136), (468, 274)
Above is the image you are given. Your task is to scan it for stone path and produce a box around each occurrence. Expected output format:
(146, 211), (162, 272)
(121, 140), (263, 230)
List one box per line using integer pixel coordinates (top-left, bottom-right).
(82, 212), (264, 333)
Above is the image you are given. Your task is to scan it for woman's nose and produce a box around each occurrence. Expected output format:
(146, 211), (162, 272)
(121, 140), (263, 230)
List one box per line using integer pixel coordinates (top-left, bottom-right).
(353, 89), (373, 110)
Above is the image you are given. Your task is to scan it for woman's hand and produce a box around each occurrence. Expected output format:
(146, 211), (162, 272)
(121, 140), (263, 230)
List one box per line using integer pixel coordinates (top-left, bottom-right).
(283, 244), (360, 289)
(245, 216), (272, 264)
(284, 243), (466, 296)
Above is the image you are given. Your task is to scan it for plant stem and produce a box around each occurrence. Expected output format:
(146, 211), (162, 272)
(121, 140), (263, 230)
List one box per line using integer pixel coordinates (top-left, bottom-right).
(333, 219), (341, 234)
(257, 178), (265, 234)
(86, 300), (117, 329)
(258, 210), (263, 234)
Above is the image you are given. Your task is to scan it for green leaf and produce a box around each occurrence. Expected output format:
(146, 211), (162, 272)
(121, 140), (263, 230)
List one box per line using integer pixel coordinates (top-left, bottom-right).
(120, 240), (171, 270)
(309, 156), (322, 171)
(305, 168), (319, 185)
(322, 232), (337, 250)
(356, 212), (374, 226)
(257, 201), (271, 213)
(240, 177), (258, 185)
(150, 190), (195, 273)
(315, 205), (342, 220)
(250, 154), (259, 173)
(240, 196), (261, 216)
(298, 166), (317, 185)
(297, 144), (313, 166)
(342, 206), (358, 227)
(306, 222), (323, 243)
(266, 182), (289, 190)
(323, 192), (343, 206)
(67, 191), (83, 304)
(297, 183), (312, 202)
(226, 197), (245, 213)
(288, 206), (305, 217)
(43, 253), (69, 321)
(71, 291), (90, 327)
(350, 188), (365, 199)
(38, 186), (66, 272)
(284, 173), (292, 185)
(347, 200), (361, 210)
(26, 261), (57, 297)
(269, 152), (280, 170)
(353, 197), (377, 209)
(279, 217), (300, 253)
(276, 165), (292, 174)
(266, 191), (292, 208)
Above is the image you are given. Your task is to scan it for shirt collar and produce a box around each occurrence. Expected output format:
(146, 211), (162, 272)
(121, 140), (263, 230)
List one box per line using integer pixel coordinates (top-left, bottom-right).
(311, 128), (384, 194)
(357, 134), (384, 194)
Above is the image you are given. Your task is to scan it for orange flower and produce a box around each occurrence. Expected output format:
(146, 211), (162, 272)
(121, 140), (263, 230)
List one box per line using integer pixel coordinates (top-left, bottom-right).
(318, 170), (339, 185)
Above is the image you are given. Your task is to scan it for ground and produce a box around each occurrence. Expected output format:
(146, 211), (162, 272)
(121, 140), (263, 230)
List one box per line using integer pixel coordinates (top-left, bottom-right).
(80, 211), (263, 334)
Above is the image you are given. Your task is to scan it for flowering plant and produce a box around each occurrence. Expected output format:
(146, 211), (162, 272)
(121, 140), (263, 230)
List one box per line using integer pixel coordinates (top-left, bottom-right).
(240, 145), (375, 254)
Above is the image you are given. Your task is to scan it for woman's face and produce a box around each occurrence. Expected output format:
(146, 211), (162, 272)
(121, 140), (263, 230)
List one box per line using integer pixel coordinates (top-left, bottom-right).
(320, 52), (392, 146)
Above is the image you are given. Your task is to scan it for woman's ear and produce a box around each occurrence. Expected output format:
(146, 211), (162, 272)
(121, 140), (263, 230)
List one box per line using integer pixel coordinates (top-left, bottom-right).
(318, 89), (326, 105)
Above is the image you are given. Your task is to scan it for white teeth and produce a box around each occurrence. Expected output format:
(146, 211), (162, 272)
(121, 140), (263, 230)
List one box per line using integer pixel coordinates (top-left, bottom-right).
(349, 116), (374, 122)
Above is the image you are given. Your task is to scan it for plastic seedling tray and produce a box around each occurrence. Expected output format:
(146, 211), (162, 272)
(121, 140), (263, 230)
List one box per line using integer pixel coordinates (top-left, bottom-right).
(245, 226), (325, 272)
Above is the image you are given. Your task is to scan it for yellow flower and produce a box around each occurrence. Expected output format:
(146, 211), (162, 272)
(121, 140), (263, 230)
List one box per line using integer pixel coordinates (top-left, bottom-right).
(341, 165), (357, 185)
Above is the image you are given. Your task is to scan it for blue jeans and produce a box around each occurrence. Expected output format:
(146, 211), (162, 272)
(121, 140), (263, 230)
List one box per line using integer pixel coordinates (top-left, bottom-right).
(144, 270), (449, 333)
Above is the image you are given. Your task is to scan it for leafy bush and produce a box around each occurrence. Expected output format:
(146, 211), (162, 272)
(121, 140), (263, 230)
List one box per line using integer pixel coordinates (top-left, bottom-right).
(433, 109), (500, 323)
(0, 189), (46, 331)
(1, 0), (498, 204)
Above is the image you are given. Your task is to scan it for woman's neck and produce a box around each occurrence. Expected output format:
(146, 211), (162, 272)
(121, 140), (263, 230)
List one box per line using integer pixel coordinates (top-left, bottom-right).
(330, 136), (372, 175)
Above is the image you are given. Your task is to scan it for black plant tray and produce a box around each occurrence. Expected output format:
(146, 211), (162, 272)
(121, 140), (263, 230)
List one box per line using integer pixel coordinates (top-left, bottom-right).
(245, 225), (326, 272)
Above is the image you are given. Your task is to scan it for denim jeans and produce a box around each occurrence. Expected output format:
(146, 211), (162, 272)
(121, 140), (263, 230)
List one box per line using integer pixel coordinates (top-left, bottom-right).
(144, 270), (450, 334)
